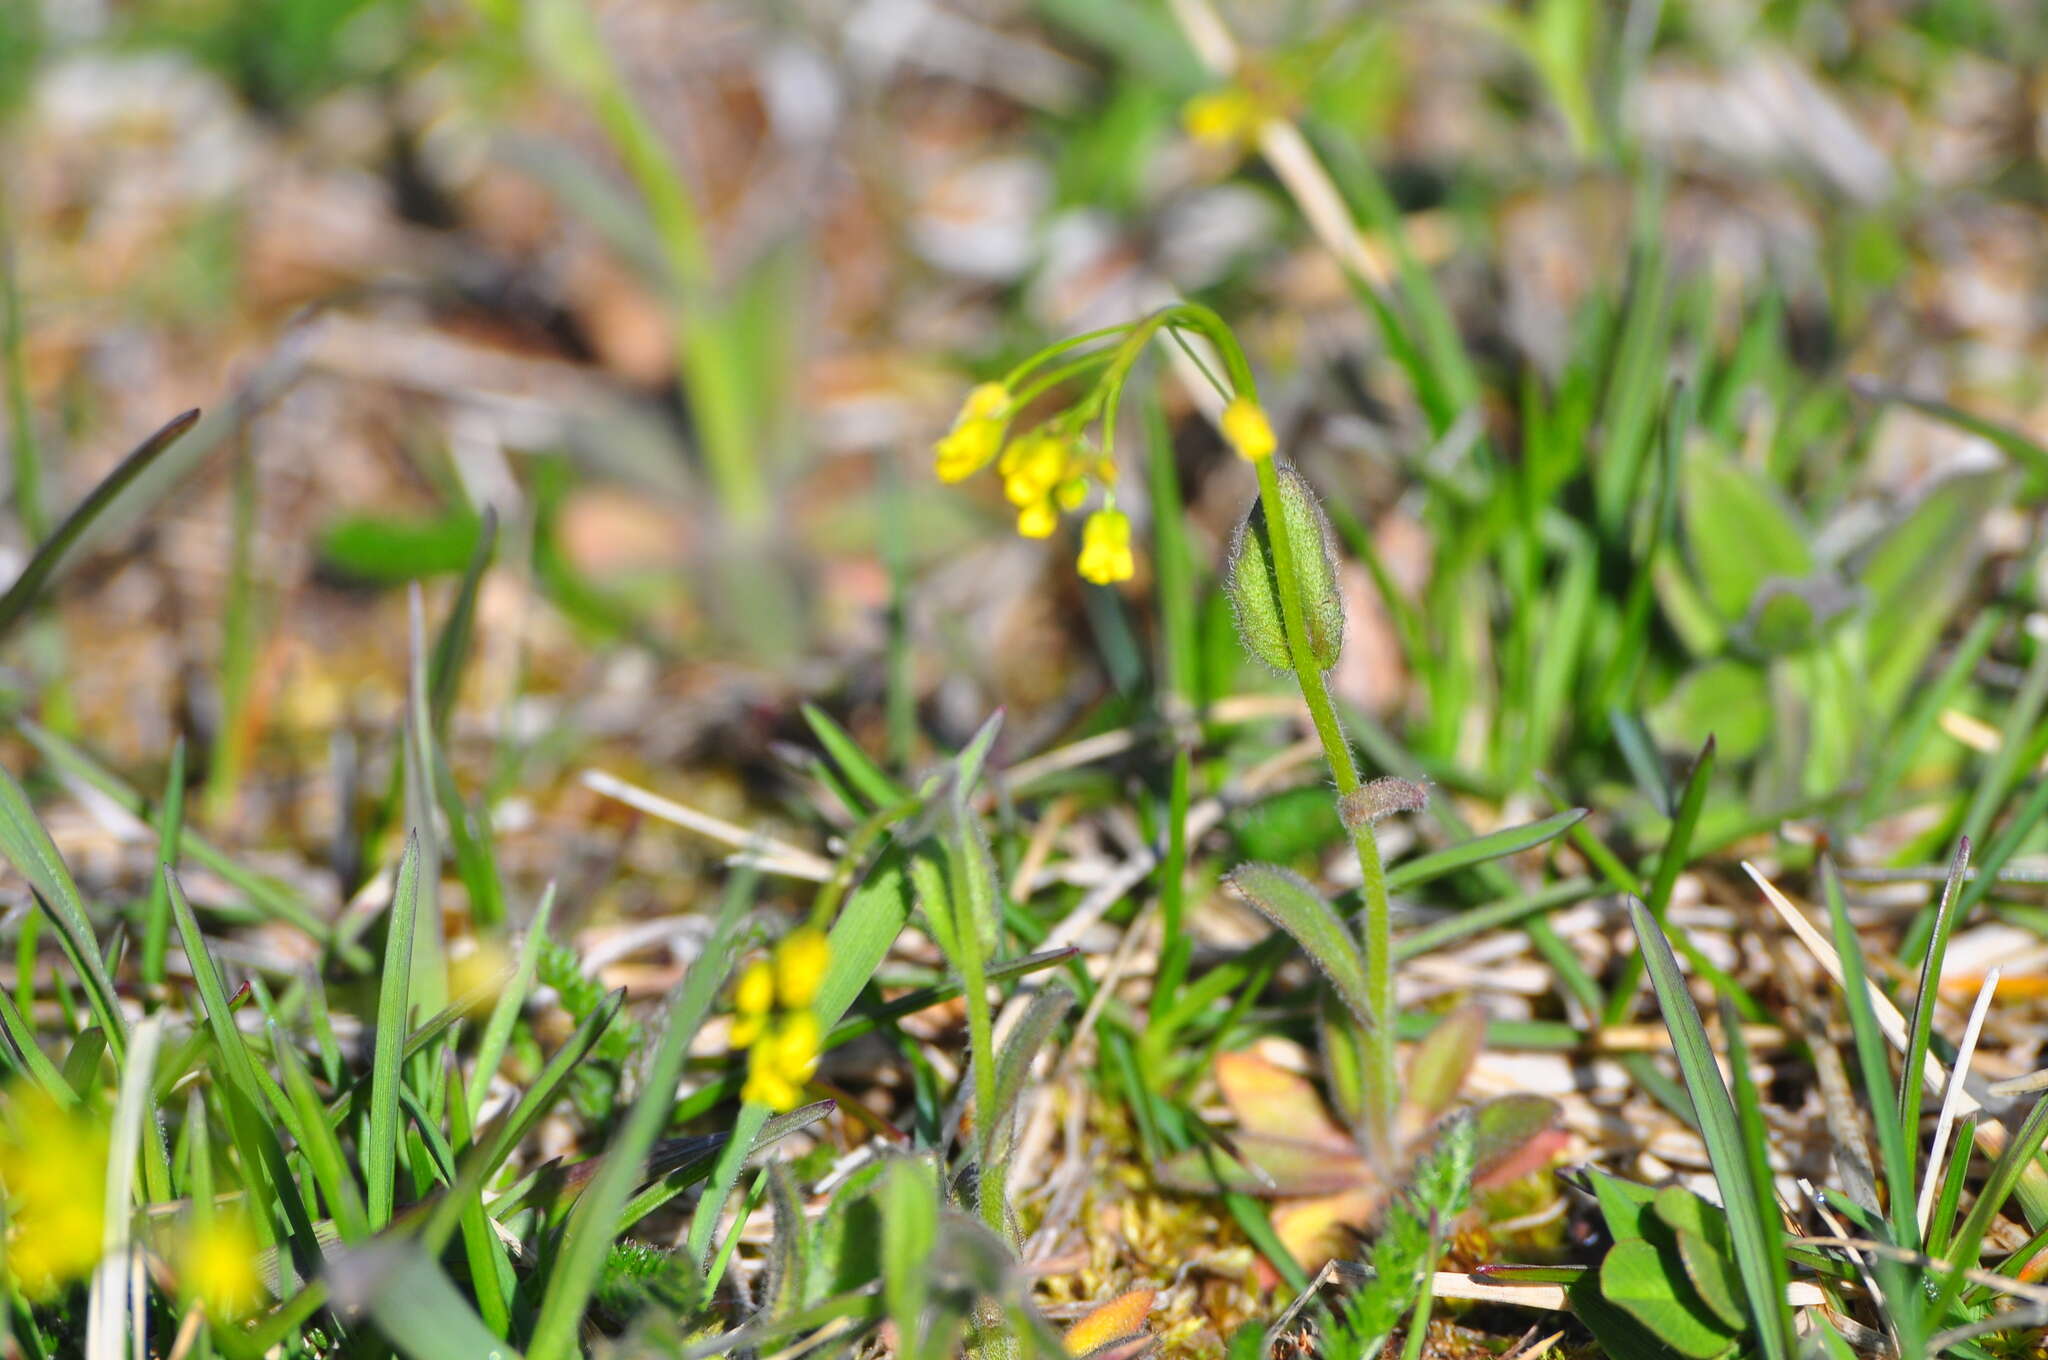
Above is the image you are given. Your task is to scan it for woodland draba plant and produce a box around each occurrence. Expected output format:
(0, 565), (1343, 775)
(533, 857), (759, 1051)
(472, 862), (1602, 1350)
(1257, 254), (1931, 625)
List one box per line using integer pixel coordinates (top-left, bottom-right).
(937, 303), (1403, 1161)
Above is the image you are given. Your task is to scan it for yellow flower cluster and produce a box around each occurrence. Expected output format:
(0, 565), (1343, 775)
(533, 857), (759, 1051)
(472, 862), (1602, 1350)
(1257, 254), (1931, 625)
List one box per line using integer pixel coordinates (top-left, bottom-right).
(0, 1085), (108, 1298)
(932, 383), (1135, 584)
(731, 928), (829, 1112)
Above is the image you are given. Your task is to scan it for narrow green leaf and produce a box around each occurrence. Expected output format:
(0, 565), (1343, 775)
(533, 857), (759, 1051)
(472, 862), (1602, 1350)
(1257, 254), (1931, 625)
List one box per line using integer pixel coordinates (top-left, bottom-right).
(139, 737), (185, 987)
(465, 885), (553, 1122)
(881, 1158), (940, 1360)
(367, 833), (423, 1231)
(803, 702), (907, 810)
(1900, 838), (1969, 1206)
(1628, 898), (1793, 1360)
(0, 765), (125, 1057)
(1384, 808), (1587, 893)
(526, 876), (749, 1360)
(0, 408), (198, 641)
(1224, 862), (1372, 1027)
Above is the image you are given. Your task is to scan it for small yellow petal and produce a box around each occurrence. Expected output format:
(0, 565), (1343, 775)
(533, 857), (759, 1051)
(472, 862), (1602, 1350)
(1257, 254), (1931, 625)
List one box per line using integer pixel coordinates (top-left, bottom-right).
(773, 928), (829, 1010)
(961, 381), (1010, 422)
(1016, 499), (1059, 539)
(773, 1011), (822, 1084)
(1076, 509), (1135, 585)
(1183, 88), (1260, 149)
(1221, 396), (1276, 461)
(735, 960), (775, 1016)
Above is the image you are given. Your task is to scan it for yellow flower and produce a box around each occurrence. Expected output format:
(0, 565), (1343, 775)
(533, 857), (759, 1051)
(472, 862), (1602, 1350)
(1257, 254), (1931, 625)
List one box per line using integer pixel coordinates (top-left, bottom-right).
(1000, 432), (1071, 507)
(180, 1211), (263, 1318)
(1077, 509), (1135, 585)
(773, 928), (829, 1010)
(1221, 396), (1276, 461)
(1183, 88), (1261, 149)
(729, 958), (775, 1048)
(743, 1012), (821, 1112)
(1016, 498), (1059, 539)
(934, 383), (1011, 482)
(0, 1085), (108, 1298)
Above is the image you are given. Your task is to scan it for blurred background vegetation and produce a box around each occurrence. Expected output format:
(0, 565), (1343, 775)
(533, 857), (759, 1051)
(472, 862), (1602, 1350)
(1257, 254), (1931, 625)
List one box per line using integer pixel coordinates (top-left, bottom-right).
(5, 0), (2048, 1352)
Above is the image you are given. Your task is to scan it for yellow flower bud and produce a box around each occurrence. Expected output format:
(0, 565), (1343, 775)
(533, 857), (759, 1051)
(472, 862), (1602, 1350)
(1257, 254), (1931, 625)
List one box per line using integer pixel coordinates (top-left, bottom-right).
(735, 959), (774, 1015)
(1001, 433), (1070, 506)
(1183, 88), (1260, 149)
(1077, 509), (1135, 585)
(1016, 498), (1059, 539)
(935, 419), (1003, 482)
(960, 381), (1009, 422)
(1221, 396), (1276, 461)
(774, 1011), (822, 1085)
(1054, 476), (1088, 511)
(773, 928), (829, 1010)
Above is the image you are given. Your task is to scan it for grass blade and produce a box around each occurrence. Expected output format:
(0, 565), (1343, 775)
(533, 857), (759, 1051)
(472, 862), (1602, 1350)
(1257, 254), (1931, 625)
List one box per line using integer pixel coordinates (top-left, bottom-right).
(1383, 808), (1588, 893)
(1627, 897), (1794, 1360)
(138, 737), (186, 987)
(367, 833), (422, 1230)
(525, 876), (750, 1360)
(1900, 838), (1969, 1204)
(0, 765), (126, 1057)
(0, 408), (198, 641)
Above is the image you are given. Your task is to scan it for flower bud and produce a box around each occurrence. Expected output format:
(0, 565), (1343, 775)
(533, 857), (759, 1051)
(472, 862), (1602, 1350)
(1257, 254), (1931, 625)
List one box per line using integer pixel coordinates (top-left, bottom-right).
(1339, 777), (1428, 831)
(1221, 396), (1276, 462)
(1224, 467), (1345, 672)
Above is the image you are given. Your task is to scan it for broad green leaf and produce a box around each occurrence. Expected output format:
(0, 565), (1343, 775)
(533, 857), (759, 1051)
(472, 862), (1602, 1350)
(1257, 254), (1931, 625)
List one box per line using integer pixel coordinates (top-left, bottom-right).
(1599, 1239), (1741, 1359)
(1586, 1167), (1659, 1242)
(814, 851), (910, 1031)
(1402, 1006), (1485, 1127)
(1651, 658), (1770, 760)
(1225, 862), (1372, 1027)
(1681, 443), (1812, 622)
(1656, 1188), (1746, 1331)
(1858, 470), (2008, 720)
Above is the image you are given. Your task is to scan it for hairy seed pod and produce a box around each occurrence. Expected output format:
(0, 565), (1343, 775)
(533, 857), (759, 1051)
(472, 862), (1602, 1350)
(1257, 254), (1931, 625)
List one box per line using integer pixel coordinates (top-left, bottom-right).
(1339, 777), (1428, 831)
(1224, 466), (1346, 673)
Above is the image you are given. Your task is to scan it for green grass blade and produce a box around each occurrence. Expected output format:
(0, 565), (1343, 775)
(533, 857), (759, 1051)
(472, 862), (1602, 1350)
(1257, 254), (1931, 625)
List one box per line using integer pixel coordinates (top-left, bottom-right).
(1627, 897), (1794, 1360)
(0, 408), (198, 642)
(1929, 1095), (2048, 1323)
(427, 505), (496, 738)
(803, 702), (908, 809)
(465, 884), (553, 1122)
(1900, 838), (1969, 1206)
(0, 765), (126, 1057)
(367, 833), (422, 1231)
(139, 737), (185, 987)
(1603, 739), (1715, 1025)
(525, 878), (749, 1360)
(1384, 808), (1587, 893)
(1820, 857), (1917, 1250)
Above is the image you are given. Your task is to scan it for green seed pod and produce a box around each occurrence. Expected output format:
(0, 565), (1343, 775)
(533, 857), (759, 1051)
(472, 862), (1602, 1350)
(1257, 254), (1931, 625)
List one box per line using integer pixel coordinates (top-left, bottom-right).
(1224, 466), (1346, 673)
